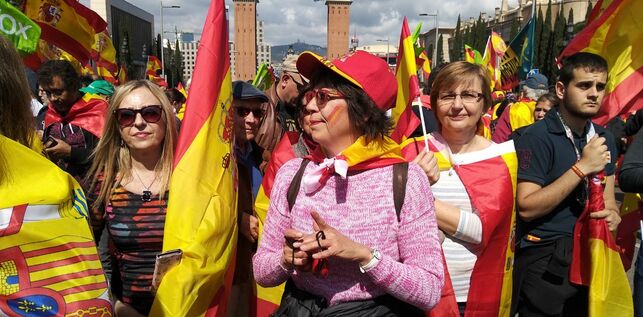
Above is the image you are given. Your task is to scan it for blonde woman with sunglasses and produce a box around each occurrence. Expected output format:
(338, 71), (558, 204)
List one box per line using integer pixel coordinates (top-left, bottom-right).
(88, 80), (178, 317)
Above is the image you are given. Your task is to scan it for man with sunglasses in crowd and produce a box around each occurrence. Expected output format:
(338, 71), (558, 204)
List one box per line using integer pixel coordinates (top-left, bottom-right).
(37, 60), (108, 186)
(255, 54), (308, 172)
(229, 80), (269, 317)
(511, 52), (620, 316)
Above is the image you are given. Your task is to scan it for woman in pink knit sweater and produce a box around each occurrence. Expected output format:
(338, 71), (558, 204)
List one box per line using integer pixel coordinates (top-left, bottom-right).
(253, 50), (444, 316)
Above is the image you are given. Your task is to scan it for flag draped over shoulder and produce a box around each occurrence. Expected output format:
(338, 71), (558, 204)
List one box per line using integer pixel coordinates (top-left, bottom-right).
(390, 17), (421, 143)
(23, 0), (107, 64)
(401, 134), (517, 317)
(0, 0), (40, 54)
(150, 0), (237, 315)
(558, 0), (643, 125)
(0, 135), (112, 316)
(570, 173), (633, 316)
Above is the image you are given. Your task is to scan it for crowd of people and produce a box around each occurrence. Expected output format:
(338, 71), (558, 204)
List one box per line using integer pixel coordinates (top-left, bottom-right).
(1, 27), (642, 317)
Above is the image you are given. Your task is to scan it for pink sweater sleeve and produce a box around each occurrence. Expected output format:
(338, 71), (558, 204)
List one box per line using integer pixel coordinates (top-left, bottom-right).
(253, 159), (300, 287)
(364, 164), (444, 310)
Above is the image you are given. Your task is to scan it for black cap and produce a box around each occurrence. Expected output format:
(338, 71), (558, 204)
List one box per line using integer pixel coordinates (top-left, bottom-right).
(232, 80), (268, 102)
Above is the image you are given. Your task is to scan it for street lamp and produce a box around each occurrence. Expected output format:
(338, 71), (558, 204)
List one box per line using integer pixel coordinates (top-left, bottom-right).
(376, 37), (390, 68)
(160, 1), (180, 78)
(419, 11), (439, 67)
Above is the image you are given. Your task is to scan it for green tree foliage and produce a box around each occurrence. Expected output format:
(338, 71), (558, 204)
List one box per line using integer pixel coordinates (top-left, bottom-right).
(451, 15), (463, 61)
(172, 38), (184, 86)
(538, 0), (553, 70)
(549, 10), (567, 80)
(437, 34), (444, 65)
(509, 17), (520, 39)
(585, 1), (594, 21)
(155, 34), (162, 58)
(534, 7), (544, 69)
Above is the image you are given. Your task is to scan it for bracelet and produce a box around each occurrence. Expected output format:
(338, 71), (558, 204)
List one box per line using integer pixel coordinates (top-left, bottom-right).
(571, 164), (586, 179)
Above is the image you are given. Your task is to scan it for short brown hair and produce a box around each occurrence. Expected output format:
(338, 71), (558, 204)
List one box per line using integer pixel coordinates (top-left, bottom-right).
(430, 62), (492, 114)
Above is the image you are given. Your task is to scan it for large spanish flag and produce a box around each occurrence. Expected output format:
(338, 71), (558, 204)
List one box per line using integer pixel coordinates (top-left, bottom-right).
(92, 30), (117, 74)
(149, 0), (237, 316)
(390, 17), (421, 143)
(558, 0), (643, 125)
(23, 0), (107, 65)
(401, 134), (517, 317)
(0, 135), (112, 316)
(570, 174), (633, 316)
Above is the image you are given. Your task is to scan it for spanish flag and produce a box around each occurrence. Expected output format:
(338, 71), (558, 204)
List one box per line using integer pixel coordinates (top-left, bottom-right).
(390, 17), (421, 143)
(149, 0), (237, 315)
(96, 65), (117, 85)
(401, 134), (517, 317)
(117, 63), (128, 85)
(147, 55), (162, 77)
(419, 50), (431, 81)
(0, 135), (112, 316)
(464, 44), (483, 65)
(558, 0), (643, 125)
(23, 0), (107, 65)
(92, 30), (117, 74)
(482, 32), (506, 91)
(615, 193), (641, 270)
(569, 173), (634, 316)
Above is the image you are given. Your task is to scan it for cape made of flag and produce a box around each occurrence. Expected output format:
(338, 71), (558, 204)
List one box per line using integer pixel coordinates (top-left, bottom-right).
(569, 174), (633, 316)
(0, 135), (112, 317)
(149, 0), (237, 315)
(44, 93), (108, 138)
(400, 133), (517, 317)
(252, 132), (315, 316)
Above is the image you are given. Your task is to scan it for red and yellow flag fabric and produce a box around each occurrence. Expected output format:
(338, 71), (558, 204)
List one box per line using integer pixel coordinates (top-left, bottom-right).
(569, 173), (633, 316)
(253, 132), (311, 316)
(464, 44), (483, 65)
(401, 134), (517, 317)
(147, 55), (162, 77)
(0, 135), (112, 317)
(558, 0), (643, 125)
(117, 64), (127, 85)
(92, 30), (117, 74)
(149, 0), (237, 315)
(390, 17), (421, 143)
(23, 0), (107, 65)
(482, 32), (506, 91)
(615, 193), (641, 271)
(419, 50), (431, 81)
(97, 65), (117, 85)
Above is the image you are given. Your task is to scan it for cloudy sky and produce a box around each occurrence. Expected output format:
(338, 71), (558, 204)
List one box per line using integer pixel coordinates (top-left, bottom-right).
(82, 0), (518, 47)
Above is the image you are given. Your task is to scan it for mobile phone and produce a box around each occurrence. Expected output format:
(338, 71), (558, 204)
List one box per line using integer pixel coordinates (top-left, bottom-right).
(44, 136), (58, 148)
(151, 249), (183, 291)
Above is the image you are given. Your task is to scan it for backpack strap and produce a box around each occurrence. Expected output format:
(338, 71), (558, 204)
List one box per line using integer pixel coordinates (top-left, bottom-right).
(287, 159), (310, 213)
(393, 162), (409, 222)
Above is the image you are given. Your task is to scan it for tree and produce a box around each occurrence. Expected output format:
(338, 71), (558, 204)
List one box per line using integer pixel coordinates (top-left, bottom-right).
(451, 15), (463, 61)
(549, 9), (567, 80)
(437, 34), (444, 64)
(538, 0), (553, 71)
(534, 7), (544, 69)
(172, 38), (184, 86)
(155, 34), (162, 58)
(509, 17), (520, 39)
(585, 1), (594, 21)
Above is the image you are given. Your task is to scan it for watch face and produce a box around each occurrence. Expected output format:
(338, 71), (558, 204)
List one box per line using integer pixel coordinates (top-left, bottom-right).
(373, 249), (381, 260)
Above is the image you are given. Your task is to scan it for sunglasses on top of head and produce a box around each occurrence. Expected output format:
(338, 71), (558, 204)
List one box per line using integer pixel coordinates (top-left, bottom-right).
(114, 105), (163, 126)
(303, 88), (345, 107)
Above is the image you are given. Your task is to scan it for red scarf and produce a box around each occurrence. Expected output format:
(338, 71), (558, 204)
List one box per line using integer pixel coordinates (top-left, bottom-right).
(45, 93), (108, 138)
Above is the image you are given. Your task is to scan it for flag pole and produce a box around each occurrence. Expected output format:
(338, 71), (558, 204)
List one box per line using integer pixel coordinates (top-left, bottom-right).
(415, 96), (430, 151)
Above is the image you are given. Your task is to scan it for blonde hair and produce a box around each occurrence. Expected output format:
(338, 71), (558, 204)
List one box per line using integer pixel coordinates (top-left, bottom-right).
(88, 80), (177, 208)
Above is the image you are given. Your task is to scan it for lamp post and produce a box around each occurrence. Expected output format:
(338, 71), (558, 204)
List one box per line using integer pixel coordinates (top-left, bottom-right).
(160, 1), (180, 78)
(376, 37), (390, 68)
(419, 11), (439, 67)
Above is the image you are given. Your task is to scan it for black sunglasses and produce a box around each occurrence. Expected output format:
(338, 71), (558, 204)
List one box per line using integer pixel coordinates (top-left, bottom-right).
(114, 105), (163, 126)
(234, 107), (264, 118)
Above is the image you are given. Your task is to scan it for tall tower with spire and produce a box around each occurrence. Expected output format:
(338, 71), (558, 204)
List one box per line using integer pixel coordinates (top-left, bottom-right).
(326, 0), (352, 59)
(232, 0), (257, 80)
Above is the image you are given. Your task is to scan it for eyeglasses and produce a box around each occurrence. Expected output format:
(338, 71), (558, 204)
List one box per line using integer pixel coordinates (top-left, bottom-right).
(43, 88), (66, 97)
(286, 72), (304, 89)
(438, 91), (484, 105)
(303, 88), (345, 107)
(114, 105), (163, 126)
(234, 107), (264, 118)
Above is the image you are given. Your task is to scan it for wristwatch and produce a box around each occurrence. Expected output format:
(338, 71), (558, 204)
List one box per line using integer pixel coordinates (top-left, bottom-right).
(359, 248), (381, 273)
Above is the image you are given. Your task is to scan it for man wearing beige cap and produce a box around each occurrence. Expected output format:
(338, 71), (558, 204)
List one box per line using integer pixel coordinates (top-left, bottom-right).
(255, 54), (308, 171)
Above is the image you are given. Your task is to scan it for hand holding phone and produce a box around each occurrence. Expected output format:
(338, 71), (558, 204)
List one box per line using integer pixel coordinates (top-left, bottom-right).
(44, 136), (58, 148)
(151, 249), (183, 291)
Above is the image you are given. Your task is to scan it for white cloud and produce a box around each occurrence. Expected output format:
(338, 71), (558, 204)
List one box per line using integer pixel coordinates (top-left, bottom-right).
(81, 0), (506, 48)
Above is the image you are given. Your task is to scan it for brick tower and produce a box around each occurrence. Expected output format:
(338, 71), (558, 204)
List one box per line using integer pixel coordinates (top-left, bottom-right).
(326, 0), (352, 59)
(232, 0), (257, 80)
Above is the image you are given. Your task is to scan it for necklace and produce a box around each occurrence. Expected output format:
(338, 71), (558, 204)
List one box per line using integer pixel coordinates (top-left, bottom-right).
(132, 168), (157, 202)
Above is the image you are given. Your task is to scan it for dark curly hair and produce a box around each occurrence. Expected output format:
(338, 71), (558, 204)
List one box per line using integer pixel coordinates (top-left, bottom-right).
(308, 68), (393, 142)
(37, 60), (81, 92)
